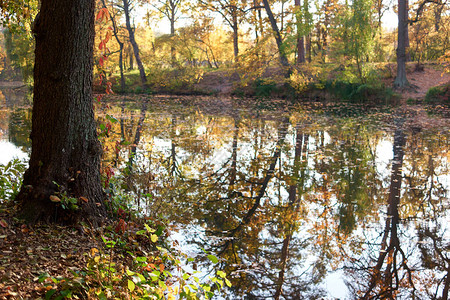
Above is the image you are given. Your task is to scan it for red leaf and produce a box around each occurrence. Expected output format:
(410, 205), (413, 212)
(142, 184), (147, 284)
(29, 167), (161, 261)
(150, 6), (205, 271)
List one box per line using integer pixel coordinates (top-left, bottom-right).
(96, 8), (109, 22)
(0, 219), (7, 228)
(99, 57), (104, 67)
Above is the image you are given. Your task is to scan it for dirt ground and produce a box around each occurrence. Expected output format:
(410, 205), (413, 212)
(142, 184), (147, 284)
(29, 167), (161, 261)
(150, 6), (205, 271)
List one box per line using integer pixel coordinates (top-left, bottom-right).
(398, 64), (450, 101)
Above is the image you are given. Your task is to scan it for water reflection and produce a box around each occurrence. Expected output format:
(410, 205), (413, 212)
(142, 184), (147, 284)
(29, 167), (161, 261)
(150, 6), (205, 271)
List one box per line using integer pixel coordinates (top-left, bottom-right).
(3, 95), (450, 298)
(0, 88), (31, 162)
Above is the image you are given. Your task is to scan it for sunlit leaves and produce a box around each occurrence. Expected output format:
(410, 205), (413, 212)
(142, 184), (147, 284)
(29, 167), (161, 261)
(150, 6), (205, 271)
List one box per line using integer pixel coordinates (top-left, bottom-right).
(96, 7), (109, 23)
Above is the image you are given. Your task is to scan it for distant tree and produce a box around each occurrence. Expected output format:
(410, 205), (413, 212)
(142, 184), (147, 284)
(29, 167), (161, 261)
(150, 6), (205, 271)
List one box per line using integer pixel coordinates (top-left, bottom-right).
(261, 0), (290, 67)
(15, 0), (107, 224)
(197, 0), (248, 62)
(149, 0), (183, 64)
(119, 0), (148, 85)
(100, 0), (126, 91)
(348, 0), (376, 82)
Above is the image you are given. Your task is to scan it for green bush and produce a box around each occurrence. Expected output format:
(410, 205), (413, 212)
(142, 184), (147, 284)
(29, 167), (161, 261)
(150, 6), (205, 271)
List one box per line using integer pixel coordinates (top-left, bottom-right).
(425, 85), (449, 104)
(324, 80), (395, 103)
(0, 159), (26, 202)
(254, 78), (277, 98)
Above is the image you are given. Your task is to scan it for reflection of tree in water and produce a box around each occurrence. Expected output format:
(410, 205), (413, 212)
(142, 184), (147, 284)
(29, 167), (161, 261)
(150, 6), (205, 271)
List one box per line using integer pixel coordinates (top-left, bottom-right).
(342, 117), (450, 299)
(96, 101), (450, 298)
(8, 108), (31, 152)
(360, 124), (414, 298)
(417, 225), (450, 299)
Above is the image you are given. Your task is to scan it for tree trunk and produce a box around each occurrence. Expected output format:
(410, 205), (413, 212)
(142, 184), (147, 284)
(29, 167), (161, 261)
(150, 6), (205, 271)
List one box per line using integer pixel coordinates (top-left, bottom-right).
(295, 0), (305, 64)
(306, 33), (311, 62)
(129, 49), (134, 70)
(394, 0), (409, 88)
(123, 0), (147, 85)
(232, 11), (239, 62)
(261, 0), (290, 67)
(100, 0), (125, 91)
(170, 18), (176, 66)
(16, 0), (106, 224)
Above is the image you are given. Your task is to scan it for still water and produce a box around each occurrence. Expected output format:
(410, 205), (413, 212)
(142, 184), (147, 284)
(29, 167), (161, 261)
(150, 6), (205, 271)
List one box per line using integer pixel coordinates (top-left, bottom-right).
(1, 92), (450, 299)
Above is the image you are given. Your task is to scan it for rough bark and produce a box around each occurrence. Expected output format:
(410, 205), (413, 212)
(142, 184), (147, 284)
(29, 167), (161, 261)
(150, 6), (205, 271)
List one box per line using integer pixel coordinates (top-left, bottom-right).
(16, 0), (106, 224)
(123, 0), (147, 85)
(394, 0), (409, 88)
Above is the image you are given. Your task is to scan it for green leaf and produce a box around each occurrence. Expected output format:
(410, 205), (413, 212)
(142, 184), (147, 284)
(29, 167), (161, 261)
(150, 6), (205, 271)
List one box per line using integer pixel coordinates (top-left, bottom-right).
(126, 269), (135, 276)
(45, 289), (56, 300)
(38, 273), (49, 283)
(98, 291), (107, 300)
(128, 279), (135, 292)
(207, 254), (218, 264)
(144, 223), (155, 233)
(137, 273), (145, 282)
(203, 285), (211, 292)
(217, 270), (226, 278)
(136, 256), (147, 262)
(106, 114), (118, 123)
(155, 225), (164, 236)
(158, 279), (167, 289)
(182, 273), (190, 280)
(225, 278), (232, 287)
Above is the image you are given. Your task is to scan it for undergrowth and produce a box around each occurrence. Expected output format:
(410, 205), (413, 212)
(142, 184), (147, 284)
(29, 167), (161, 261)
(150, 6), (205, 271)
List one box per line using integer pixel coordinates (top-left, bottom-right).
(0, 159), (231, 299)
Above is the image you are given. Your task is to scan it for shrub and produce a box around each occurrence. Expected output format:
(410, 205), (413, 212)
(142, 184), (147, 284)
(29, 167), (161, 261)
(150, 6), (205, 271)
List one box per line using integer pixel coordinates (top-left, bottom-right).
(425, 85), (449, 104)
(0, 159), (26, 202)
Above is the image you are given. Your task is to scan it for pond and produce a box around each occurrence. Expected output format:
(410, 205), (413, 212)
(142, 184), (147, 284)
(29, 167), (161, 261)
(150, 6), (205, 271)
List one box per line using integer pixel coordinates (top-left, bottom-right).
(1, 92), (450, 299)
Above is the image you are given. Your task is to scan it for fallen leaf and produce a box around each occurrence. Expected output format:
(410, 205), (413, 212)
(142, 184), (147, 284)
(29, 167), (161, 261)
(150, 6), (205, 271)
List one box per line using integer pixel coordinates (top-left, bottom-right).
(49, 195), (61, 203)
(79, 196), (88, 203)
(0, 219), (7, 228)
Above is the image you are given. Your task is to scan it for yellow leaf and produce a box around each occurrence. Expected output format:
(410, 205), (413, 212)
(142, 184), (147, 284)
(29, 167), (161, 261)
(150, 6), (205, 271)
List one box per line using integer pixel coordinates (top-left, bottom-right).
(90, 248), (99, 256)
(151, 234), (158, 243)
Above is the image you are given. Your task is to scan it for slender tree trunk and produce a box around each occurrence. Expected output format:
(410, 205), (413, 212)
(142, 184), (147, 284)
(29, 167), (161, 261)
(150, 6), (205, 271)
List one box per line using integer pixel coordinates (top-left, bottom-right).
(170, 18), (176, 66)
(232, 10), (239, 62)
(322, 0), (331, 60)
(229, 117), (239, 186)
(101, 0), (125, 91)
(128, 99), (148, 171)
(405, 0), (411, 61)
(261, 0), (290, 67)
(118, 44), (125, 91)
(123, 0), (147, 85)
(129, 49), (134, 70)
(295, 0), (305, 64)
(394, 0), (409, 88)
(306, 33), (311, 62)
(16, 0), (106, 224)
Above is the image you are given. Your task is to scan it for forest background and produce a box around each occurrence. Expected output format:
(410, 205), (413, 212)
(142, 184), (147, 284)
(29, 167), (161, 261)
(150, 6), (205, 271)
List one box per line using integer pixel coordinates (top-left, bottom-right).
(1, 0), (449, 102)
(0, 0), (449, 298)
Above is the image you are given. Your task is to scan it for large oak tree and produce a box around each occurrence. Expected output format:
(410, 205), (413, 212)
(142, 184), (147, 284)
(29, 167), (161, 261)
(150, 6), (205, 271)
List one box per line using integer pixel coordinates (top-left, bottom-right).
(15, 0), (107, 224)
